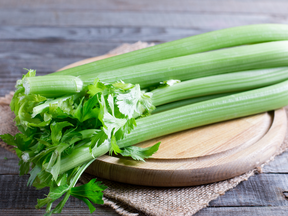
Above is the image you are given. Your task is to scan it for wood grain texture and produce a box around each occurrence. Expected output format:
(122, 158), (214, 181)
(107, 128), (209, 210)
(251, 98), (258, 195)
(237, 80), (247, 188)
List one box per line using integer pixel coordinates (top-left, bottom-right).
(0, 209), (118, 216)
(136, 113), (271, 158)
(263, 151), (288, 173)
(1, 169), (288, 216)
(0, 175), (104, 210)
(209, 174), (288, 207)
(0, 148), (19, 175)
(0, 41), (124, 75)
(1, 206), (288, 216)
(0, 26), (205, 43)
(0, 158), (19, 175)
(196, 206), (288, 216)
(1, 0), (288, 15)
(0, 41), (122, 61)
(1, 10), (287, 29)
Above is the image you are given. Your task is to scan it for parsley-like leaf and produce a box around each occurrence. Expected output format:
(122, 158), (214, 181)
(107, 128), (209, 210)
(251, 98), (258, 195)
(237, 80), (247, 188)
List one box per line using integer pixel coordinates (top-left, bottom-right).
(109, 135), (122, 155)
(120, 142), (161, 162)
(70, 178), (108, 213)
(50, 121), (73, 145)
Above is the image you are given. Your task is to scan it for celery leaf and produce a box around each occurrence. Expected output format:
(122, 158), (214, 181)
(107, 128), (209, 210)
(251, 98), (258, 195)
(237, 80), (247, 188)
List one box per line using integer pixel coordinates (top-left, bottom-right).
(120, 142), (161, 162)
(70, 178), (108, 213)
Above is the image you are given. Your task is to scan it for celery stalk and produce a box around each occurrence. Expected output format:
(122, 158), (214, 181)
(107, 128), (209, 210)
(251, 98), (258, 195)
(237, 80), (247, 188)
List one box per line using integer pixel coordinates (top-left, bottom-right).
(151, 67), (288, 106)
(60, 79), (288, 173)
(24, 41), (288, 96)
(51, 24), (288, 77)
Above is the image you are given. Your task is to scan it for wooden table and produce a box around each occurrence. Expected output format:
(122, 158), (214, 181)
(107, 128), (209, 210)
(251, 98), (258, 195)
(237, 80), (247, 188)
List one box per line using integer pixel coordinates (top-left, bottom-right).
(1, 1), (288, 215)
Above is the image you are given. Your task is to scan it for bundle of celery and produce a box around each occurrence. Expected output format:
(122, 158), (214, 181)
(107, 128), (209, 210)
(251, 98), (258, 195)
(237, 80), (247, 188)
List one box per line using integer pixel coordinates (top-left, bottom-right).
(2, 24), (288, 215)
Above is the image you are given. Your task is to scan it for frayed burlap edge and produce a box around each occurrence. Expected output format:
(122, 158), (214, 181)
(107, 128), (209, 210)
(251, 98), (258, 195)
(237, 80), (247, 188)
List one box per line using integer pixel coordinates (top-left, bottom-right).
(1, 42), (288, 215)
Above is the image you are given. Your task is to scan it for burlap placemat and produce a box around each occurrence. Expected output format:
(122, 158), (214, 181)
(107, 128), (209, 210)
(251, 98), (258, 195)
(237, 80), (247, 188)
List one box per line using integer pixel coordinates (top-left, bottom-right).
(1, 43), (288, 216)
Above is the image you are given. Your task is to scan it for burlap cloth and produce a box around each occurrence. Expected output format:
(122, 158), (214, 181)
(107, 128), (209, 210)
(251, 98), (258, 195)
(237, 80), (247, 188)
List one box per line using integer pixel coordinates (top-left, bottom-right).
(1, 42), (288, 216)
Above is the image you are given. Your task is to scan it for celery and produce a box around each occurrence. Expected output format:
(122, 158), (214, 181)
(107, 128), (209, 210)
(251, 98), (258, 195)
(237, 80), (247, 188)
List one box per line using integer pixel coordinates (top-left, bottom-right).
(151, 67), (288, 106)
(23, 75), (83, 97)
(52, 24), (288, 77)
(24, 41), (288, 97)
(59, 79), (288, 173)
(80, 41), (288, 89)
(3, 24), (288, 215)
(152, 93), (232, 114)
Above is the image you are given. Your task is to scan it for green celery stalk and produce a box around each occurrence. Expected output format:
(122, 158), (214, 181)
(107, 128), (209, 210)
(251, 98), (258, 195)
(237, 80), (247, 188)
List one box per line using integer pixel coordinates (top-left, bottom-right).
(51, 24), (288, 77)
(81, 41), (288, 89)
(24, 41), (288, 96)
(59, 79), (288, 173)
(152, 93), (232, 114)
(23, 75), (83, 97)
(31, 67), (288, 116)
(151, 67), (288, 106)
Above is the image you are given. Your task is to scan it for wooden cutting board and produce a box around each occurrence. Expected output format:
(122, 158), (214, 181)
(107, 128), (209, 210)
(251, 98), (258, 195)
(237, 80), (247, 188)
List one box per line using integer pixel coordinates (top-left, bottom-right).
(59, 54), (287, 187)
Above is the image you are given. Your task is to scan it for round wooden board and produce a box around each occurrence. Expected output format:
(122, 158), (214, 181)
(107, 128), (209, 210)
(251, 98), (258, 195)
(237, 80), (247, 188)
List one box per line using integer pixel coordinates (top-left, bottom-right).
(60, 53), (287, 187)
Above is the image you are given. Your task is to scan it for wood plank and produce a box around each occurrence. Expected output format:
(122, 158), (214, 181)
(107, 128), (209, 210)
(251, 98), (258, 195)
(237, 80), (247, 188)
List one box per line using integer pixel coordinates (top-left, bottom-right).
(209, 174), (288, 207)
(0, 148), (16, 158)
(195, 206), (288, 216)
(0, 82), (20, 97)
(0, 58), (78, 76)
(0, 26), (205, 42)
(1, 0), (288, 15)
(0, 208), (118, 216)
(0, 174), (118, 215)
(0, 175), (93, 209)
(0, 10), (287, 29)
(0, 41), (124, 82)
(0, 175), (49, 209)
(0, 148), (19, 175)
(263, 151), (288, 173)
(2, 170), (288, 209)
(2, 207), (288, 216)
(0, 159), (19, 175)
(1, 173), (288, 214)
(0, 41), (121, 61)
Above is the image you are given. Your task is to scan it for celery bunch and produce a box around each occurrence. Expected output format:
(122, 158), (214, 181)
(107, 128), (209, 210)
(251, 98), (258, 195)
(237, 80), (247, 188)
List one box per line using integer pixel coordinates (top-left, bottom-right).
(2, 24), (288, 215)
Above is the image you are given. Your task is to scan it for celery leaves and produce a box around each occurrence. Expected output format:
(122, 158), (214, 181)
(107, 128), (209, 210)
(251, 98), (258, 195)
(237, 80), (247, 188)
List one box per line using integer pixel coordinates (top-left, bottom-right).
(0, 70), (158, 215)
(70, 179), (108, 213)
(120, 142), (161, 162)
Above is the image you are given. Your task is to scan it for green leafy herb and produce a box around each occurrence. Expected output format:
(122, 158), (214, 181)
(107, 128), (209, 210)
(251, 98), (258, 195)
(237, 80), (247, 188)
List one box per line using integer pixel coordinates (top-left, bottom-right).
(120, 142), (161, 162)
(1, 70), (157, 215)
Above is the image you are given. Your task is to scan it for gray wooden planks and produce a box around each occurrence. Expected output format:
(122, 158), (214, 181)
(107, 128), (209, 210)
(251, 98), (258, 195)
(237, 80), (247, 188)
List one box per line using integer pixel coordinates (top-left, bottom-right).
(1, 10), (287, 29)
(3, 207), (288, 216)
(209, 174), (288, 207)
(263, 151), (288, 173)
(0, 174), (117, 215)
(0, 41), (124, 60)
(196, 206), (288, 216)
(1, 208), (118, 216)
(1, 0), (288, 15)
(1, 167), (288, 214)
(0, 26), (204, 42)
(0, 147), (19, 175)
